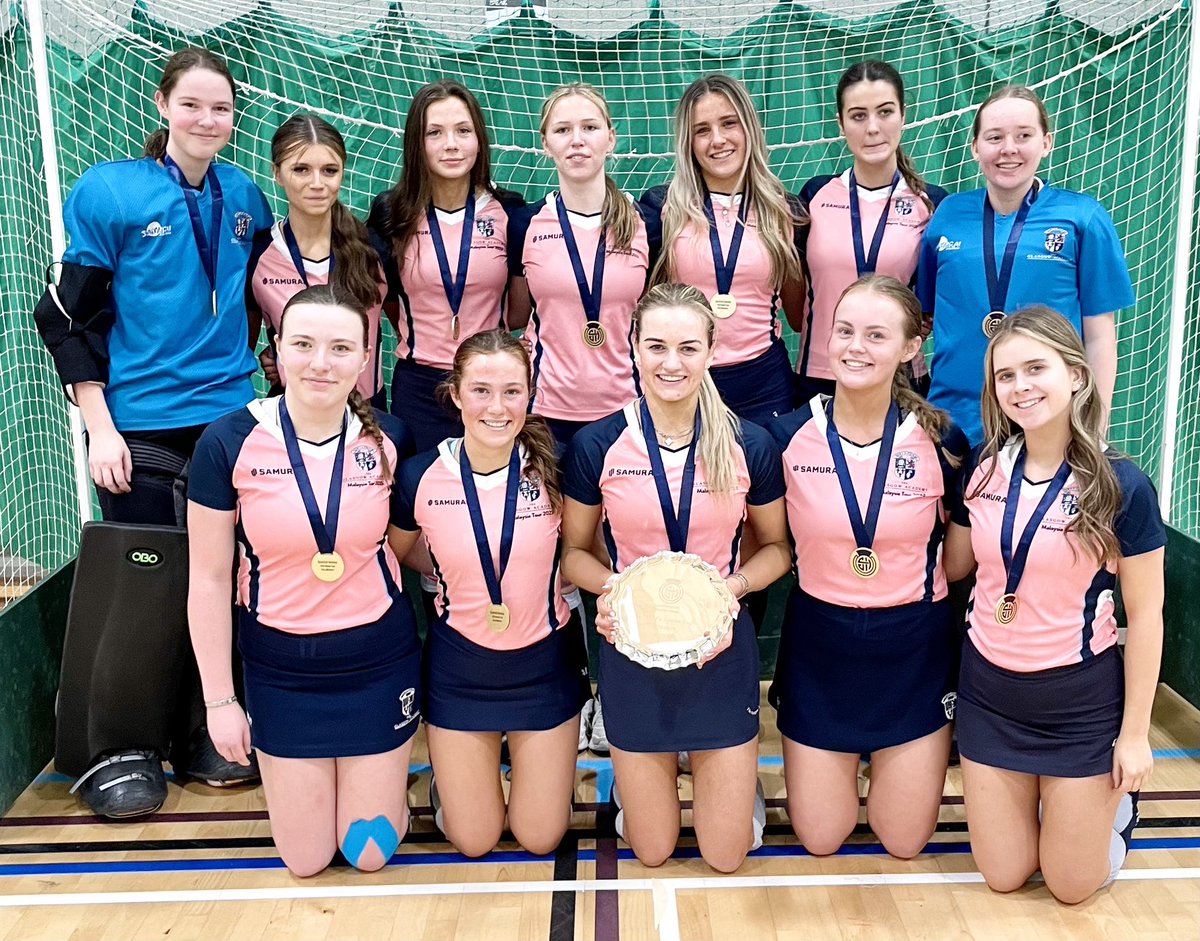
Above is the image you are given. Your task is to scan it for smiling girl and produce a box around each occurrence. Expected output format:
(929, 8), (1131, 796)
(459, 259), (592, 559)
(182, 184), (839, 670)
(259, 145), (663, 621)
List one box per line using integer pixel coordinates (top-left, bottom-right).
(943, 306), (1164, 902)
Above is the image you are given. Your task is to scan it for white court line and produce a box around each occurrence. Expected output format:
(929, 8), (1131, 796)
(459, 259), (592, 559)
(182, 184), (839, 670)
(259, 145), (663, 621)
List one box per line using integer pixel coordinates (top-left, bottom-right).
(0, 868), (1197, 909)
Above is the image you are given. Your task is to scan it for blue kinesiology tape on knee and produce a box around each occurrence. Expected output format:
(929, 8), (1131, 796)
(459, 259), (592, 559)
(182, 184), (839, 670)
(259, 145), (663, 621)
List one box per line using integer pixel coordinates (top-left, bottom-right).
(341, 815), (400, 869)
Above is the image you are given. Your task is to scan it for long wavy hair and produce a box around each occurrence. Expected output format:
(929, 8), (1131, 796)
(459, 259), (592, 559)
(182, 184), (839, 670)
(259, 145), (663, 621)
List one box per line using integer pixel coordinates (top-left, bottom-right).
(279, 284), (391, 483)
(653, 75), (800, 289)
(436, 330), (562, 510)
(632, 282), (742, 497)
(539, 83), (638, 252)
(972, 306), (1121, 564)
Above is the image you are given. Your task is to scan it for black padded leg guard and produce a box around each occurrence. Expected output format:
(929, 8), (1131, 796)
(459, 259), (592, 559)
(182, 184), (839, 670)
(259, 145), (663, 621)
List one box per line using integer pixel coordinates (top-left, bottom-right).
(54, 521), (190, 778)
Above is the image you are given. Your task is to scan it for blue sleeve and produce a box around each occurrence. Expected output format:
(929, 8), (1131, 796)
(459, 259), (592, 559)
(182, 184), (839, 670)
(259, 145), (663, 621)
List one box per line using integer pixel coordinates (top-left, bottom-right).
(951, 444), (984, 527)
(1077, 200), (1135, 317)
(252, 184), (274, 234)
(916, 222), (939, 314)
(926, 184), (950, 211)
(378, 411), (415, 463)
(637, 198), (663, 271)
(391, 451), (436, 531)
(187, 416), (246, 511)
(937, 421), (971, 519)
(506, 201), (538, 278)
(245, 227), (273, 318)
(562, 422), (615, 506)
(741, 422), (785, 505)
(763, 406), (809, 452)
(1112, 457), (1166, 557)
(495, 187), (527, 210)
(794, 176), (831, 258)
(61, 168), (123, 270)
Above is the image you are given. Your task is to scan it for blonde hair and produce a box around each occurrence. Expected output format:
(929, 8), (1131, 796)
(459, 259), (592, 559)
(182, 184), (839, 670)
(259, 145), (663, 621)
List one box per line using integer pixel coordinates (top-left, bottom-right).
(973, 306), (1121, 564)
(653, 75), (800, 288)
(539, 83), (637, 252)
(835, 275), (955, 458)
(632, 283), (742, 496)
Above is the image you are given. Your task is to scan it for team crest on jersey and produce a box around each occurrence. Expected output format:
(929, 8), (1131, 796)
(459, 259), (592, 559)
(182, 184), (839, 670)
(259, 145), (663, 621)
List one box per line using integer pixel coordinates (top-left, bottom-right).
(941, 692), (957, 720)
(893, 451), (918, 481)
(1060, 489), (1080, 516)
(519, 472), (542, 502)
(1044, 227), (1068, 253)
(234, 211), (253, 240)
(353, 446), (378, 472)
(476, 216), (495, 238)
(894, 197), (914, 216)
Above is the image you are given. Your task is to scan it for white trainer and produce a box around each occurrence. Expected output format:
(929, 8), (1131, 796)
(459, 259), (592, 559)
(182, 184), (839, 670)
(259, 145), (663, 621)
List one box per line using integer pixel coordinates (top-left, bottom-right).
(578, 698), (596, 753)
(588, 697), (610, 754)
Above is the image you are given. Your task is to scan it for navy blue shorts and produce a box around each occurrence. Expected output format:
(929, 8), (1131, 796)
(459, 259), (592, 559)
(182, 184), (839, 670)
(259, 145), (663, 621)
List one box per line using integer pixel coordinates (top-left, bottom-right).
(391, 359), (461, 454)
(239, 600), (422, 759)
(597, 608), (759, 753)
(710, 339), (794, 425)
(423, 610), (590, 733)
(957, 637), (1123, 778)
(770, 590), (956, 753)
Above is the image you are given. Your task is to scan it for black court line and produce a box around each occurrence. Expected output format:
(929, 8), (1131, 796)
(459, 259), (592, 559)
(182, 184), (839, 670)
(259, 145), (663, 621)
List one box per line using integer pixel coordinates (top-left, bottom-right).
(549, 831), (578, 941)
(594, 794), (619, 941)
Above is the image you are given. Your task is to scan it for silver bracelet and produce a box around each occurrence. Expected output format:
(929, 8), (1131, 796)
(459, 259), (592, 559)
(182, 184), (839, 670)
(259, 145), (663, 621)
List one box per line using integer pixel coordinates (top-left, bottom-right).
(204, 695), (239, 709)
(730, 572), (751, 598)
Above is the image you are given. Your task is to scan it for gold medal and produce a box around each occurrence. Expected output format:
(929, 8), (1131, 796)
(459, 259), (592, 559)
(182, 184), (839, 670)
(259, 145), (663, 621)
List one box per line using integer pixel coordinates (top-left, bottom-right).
(850, 547), (879, 579)
(311, 551), (345, 582)
(995, 593), (1019, 625)
(486, 602), (511, 633)
(582, 320), (606, 348)
(710, 293), (737, 319)
(451, 314), (460, 342)
(982, 311), (1006, 339)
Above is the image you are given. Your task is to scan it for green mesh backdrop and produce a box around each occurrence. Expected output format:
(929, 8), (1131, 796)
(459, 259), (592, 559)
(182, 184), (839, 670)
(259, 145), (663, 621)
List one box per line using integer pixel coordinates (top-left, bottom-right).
(1, 0), (1197, 593)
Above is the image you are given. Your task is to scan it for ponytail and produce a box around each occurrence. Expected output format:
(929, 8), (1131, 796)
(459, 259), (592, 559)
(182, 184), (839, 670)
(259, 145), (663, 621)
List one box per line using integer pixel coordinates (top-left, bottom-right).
(695, 373), (743, 497)
(516, 415), (563, 511)
(602, 175), (638, 253)
(896, 147), (933, 213)
(347, 388), (393, 484)
(329, 201), (383, 311)
(143, 129), (169, 160)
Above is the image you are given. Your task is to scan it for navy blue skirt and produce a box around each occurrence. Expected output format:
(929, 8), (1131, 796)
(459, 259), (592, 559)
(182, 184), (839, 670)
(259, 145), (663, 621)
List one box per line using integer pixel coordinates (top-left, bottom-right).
(423, 611), (590, 733)
(770, 590), (956, 753)
(957, 638), (1123, 778)
(390, 359), (462, 454)
(710, 339), (794, 425)
(239, 600), (422, 759)
(597, 608), (759, 753)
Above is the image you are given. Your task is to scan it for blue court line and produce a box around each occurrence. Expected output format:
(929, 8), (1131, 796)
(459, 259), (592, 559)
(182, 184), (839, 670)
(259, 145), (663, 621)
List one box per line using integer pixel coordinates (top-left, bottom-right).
(1, 836), (1197, 878)
(33, 750), (1200, 788)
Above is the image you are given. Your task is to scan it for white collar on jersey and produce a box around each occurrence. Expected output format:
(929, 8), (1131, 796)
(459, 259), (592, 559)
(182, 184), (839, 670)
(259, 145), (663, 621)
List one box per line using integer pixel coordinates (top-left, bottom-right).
(809, 393), (919, 459)
(438, 437), (530, 489)
(838, 168), (913, 201)
(431, 190), (494, 225)
(248, 396), (362, 456)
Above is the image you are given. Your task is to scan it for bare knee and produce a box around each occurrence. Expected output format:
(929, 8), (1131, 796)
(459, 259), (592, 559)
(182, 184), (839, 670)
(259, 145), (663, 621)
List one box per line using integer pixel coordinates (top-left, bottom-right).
(1042, 863), (1105, 905)
(700, 842), (749, 874)
(628, 833), (676, 868)
(980, 862), (1037, 894)
(873, 823), (934, 860)
(280, 846), (336, 879)
(447, 825), (502, 859)
(794, 819), (855, 857)
(514, 823), (567, 857)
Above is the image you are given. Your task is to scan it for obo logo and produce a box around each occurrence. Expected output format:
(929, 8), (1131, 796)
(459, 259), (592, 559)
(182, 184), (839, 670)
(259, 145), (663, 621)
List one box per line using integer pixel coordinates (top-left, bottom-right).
(126, 548), (163, 567)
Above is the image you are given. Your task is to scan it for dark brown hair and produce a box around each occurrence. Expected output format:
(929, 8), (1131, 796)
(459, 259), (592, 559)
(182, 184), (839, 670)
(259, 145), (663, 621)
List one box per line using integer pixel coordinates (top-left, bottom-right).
(271, 114), (382, 312)
(143, 47), (236, 160)
(972, 85), (1052, 139)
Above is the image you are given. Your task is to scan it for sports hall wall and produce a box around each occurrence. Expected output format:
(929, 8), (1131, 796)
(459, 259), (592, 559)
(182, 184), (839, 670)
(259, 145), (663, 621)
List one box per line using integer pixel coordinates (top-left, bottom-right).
(0, 0), (1198, 806)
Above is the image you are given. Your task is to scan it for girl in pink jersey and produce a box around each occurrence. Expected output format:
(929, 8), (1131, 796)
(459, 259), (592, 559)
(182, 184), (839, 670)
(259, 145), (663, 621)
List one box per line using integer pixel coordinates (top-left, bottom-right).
(370, 81), (521, 452)
(189, 285), (420, 877)
(250, 115), (388, 408)
(562, 283), (791, 872)
(389, 330), (589, 858)
(793, 62), (947, 403)
(642, 75), (803, 426)
(943, 307), (1165, 903)
(507, 83), (658, 451)
(767, 276), (968, 858)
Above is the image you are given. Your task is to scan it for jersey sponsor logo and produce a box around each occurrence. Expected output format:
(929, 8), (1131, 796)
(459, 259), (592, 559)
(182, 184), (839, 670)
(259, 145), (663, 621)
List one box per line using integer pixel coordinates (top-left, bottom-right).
(250, 466), (294, 477)
(261, 276), (305, 286)
(1044, 227), (1068, 253)
(519, 473), (541, 502)
(936, 236), (961, 252)
(476, 216), (496, 238)
(893, 450), (919, 480)
(791, 464), (836, 474)
(428, 498), (467, 506)
(941, 692), (957, 720)
(394, 687), (419, 731)
(977, 490), (1005, 503)
(353, 446), (378, 472)
(894, 196), (914, 216)
(608, 467), (653, 477)
(140, 221), (173, 238)
(532, 232), (565, 244)
(1060, 489), (1080, 516)
(233, 211), (253, 240)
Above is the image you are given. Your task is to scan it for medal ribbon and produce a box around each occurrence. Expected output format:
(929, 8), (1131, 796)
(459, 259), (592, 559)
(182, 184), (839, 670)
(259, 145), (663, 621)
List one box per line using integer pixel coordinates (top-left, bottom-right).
(983, 183), (1038, 314)
(427, 198), (475, 317)
(848, 170), (900, 277)
(639, 398), (701, 553)
(162, 155), (223, 310)
(458, 443), (520, 606)
(824, 399), (899, 554)
(282, 219), (335, 288)
(278, 398), (348, 556)
(1000, 446), (1072, 598)
(704, 195), (747, 296)
(554, 195), (606, 326)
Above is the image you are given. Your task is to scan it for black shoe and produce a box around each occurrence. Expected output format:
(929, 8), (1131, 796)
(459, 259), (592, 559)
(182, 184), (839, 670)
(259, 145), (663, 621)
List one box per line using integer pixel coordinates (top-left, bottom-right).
(70, 749), (167, 819)
(185, 728), (260, 787)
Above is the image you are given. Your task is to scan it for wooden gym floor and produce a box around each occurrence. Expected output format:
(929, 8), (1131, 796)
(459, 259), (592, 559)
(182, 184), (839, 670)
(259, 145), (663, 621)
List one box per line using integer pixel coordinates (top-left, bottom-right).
(1, 683), (1198, 941)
